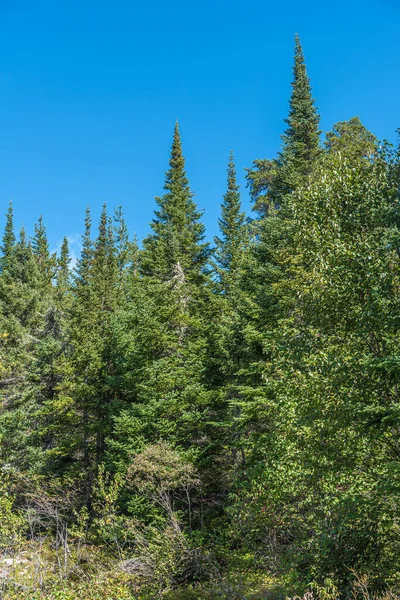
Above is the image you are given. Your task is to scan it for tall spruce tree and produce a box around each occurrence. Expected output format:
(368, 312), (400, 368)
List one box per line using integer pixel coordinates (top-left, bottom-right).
(113, 205), (130, 281)
(228, 35), (324, 535)
(141, 122), (209, 284)
(0, 226), (44, 471)
(0, 201), (16, 273)
(278, 34), (322, 191)
(32, 215), (55, 292)
(247, 34), (322, 213)
(214, 151), (247, 295)
(109, 127), (216, 513)
(56, 236), (71, 299)
(91, 204), (117, 313)
(75, 207), (93, 293)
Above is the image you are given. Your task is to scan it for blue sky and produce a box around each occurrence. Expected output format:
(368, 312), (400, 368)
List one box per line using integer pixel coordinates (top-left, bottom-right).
(0, 0), (399, 258)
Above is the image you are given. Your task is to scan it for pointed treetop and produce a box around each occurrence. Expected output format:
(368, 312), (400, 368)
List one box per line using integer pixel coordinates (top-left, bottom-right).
(59, 237), (70, 271)
(96, 204), (108, 247)
(1, 201), (16, 271)
(279, 34), (322, 185)
(32, 214), (56, 289)
(56, 236), (71, 296)
(114, 205), (130, 278)
(142, 123), (209, 283)
(32, 215), (50, 261)
(74, 207), (93, 288)
(19, 226), (27, 248)
(214, 151), (247, 291)
(91, 204), (117, 311)
(165, 120), (188, 190)
(246, 36), (322, 214)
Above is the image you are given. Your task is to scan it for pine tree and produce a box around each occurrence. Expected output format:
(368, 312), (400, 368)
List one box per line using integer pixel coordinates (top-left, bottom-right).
(0, 201), (16, 273)
(214, 151), (247, 295)
(142, 122), (210, 284)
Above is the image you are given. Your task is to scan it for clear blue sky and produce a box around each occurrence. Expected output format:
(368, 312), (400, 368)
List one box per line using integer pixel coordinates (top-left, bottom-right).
(0, 0), (399, 259)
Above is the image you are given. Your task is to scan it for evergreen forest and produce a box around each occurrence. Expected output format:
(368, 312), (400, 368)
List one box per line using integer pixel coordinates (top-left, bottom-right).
(0, 36), (400, 600)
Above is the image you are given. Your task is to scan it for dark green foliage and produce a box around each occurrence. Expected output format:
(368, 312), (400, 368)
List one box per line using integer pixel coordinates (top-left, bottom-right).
(278, 34), (322, 189)
(214, 151), (247, 295)
(56, 236), (71, 298)
(247, 35), (321, 213)
(142, 122), (210, 284)
(0, 201), (15, 272)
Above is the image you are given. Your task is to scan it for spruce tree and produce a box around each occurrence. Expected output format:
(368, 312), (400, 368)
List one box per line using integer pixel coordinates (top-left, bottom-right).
(32, 215), (56, 293)
(0, 227), (42, 338)
(0, 227), (44, 471)
(32, 215), (49, 262)
(214, 151), (247, 295)
(91, 204), (117, 312)
(247, 34), (322, 212)
(56, 236), (71, 299)
(278, 34), (322, 190)
(0, 201), (16, 273)
(74, 207), (93, 293)
(142, 122), (209, 284)
(113, 205), (130, 281)
(231, 35), (323, 518)
(63, 206), (119, 486)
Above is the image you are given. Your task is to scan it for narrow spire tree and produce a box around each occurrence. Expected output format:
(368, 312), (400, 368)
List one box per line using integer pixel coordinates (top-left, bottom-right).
(32, 215), (55, 291)
(1, 201), (16, 272)
(113, 205), (130, 281)
(214, 151), (247, 293)
(142, 122), (209, 284)
(91, 205), (117, 312)
(278, 34), (322, 190)
(247, 35), (322, 212)
(32, 215), (49, 261)
(74, 207), (93, 294)
(56, 236), (71, 298)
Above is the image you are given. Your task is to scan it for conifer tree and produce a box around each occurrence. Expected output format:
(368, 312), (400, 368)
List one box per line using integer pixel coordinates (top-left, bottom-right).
(278, 34), (322, 191)
(0, 227), (42, 340)
(113, 205), (130, 282)
(75, 207), (93, 293)
(0, 201), (16, 273)
(247, 35), (322, 212)
(91, 204), (117, 312)
(56, 236), (71, 299)
(142, 122), (209, 284)
(32, 215), (55, 291)
(0, 227), (44, 471)
(64, 206), (119, 484)
(231, 36), (324, 520)
(214, 151), (247, 295)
